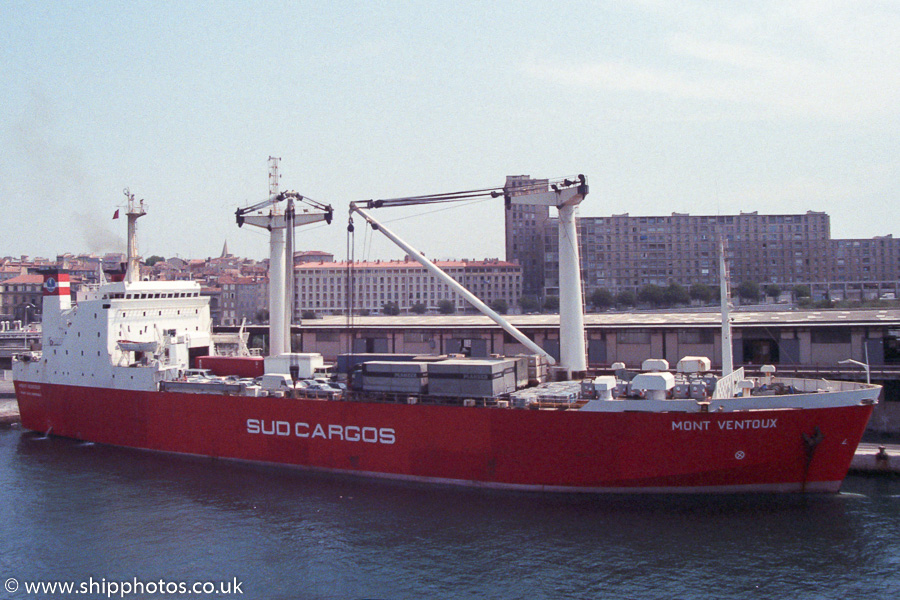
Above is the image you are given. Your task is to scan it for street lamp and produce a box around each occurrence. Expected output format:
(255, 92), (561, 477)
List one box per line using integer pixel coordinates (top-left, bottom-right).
(23, 302), (35, 327)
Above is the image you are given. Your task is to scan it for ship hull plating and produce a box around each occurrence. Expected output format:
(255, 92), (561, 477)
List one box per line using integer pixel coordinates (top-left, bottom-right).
(15, 381), (873, 493)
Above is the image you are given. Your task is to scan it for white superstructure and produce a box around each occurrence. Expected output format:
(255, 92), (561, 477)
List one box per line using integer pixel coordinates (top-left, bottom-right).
(15, 277), (211, 391)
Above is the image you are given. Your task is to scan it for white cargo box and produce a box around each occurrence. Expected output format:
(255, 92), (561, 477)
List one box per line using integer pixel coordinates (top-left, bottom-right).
(642, 358), (669, 372)
(676, 356), (712, 374)
(259, 373), (294, 392)
(264, 353), (324, 379)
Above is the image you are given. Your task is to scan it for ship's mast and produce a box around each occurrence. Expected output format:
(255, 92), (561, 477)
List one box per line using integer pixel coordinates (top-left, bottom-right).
(236, 161), (333, 357)
(271, 157), (297, 342)
(123, 188), (146, 284)
(719, 236), (734, 376)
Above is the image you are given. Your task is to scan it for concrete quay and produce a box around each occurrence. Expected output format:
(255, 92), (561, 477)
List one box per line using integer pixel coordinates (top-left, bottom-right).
(851, 442), (900, 474)
(0, 379), (17, 426)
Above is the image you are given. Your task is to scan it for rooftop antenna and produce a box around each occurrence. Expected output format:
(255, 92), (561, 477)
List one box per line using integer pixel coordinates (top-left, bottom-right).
(269, 157), (295, 345)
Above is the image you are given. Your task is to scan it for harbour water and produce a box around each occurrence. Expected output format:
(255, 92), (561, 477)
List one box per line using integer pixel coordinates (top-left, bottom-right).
(1, 426), (899, 600)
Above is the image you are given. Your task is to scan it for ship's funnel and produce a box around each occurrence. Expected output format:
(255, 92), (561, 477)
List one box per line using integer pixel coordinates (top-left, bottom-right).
(41, 270), (71, 308)
(41, 269), (71, 340)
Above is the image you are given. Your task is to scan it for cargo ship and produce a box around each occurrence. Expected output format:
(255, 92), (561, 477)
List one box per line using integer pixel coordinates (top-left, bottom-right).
(13, 180), (880, 493)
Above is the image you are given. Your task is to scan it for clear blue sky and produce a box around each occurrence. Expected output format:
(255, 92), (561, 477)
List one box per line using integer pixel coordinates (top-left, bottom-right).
(2, 1), (898, 262)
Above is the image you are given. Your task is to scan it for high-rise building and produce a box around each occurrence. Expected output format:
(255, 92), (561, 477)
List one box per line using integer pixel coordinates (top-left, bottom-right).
(504, 175), (550, 298)
(505, 176), (900, 301)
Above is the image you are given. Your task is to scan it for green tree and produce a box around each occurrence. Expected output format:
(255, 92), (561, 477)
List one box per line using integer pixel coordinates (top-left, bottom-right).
(589, 288), (614, 310)
(145, 255), (165, 267)
(737, 281), (760, 303)
(489, 298), (509, 314)
(689, 283), (715, 305)
(615, 290), (636, 308)
(518, 295), (540, 313)
(438, 299), (455, 314)
(410, 302), (427, 314)
(663, 283), (690, 306)
(792, 284), (811, 299)
(300, 310), (317, 320)
(543, 295), (560, 312)
(638, 284), (665, 307)
(765, 284), (782, 300)
(382, 301), (400, 316)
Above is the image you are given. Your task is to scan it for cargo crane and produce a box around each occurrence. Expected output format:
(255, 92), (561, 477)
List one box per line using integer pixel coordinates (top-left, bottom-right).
(236, 191), (333, 356)
(348, 175), (589, 378)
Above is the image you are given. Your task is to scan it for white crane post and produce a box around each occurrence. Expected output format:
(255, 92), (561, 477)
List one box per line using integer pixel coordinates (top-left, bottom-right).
(558, 202), (587, 377)
(350, 204), (557, 365)
(719, 237), (734, 376)
(269, 225), (287, 356)
(284, 196), (295, 351)
(508, 178), (589, 377)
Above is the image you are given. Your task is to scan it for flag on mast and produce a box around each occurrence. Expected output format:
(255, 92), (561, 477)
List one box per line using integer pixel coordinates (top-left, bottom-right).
(113, 209), (120, 219)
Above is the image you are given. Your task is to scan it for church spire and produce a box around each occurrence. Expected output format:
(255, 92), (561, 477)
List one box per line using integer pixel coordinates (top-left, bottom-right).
(221, 240), (231, 258)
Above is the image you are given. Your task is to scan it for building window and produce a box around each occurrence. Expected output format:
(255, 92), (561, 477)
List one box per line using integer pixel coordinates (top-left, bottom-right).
(810, 328), (851, 344)
(678, 329), (714, 344)
(617, 330), (651, 344)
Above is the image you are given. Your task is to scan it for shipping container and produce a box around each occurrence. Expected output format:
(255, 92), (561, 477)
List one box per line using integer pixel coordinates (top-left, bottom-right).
(336, 353), (421, 374)
(361, 361), (428, 395)
(197, 355), (265, 378)
(427, 359), (517, 398)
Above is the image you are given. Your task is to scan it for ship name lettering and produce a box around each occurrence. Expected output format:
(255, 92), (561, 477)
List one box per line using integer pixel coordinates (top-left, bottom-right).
(672, 418), (778, 432)
(672, 421), (709, 431)
(247, 419), (395, 444)
(718, 418), (778, 431)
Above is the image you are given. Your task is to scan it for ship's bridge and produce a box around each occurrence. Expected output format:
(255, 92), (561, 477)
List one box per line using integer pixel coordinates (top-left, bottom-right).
(79, 280), (203, 302)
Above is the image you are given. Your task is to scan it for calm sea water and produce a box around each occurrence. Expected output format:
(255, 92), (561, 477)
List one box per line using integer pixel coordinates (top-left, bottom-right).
(1, 426), (899, 600)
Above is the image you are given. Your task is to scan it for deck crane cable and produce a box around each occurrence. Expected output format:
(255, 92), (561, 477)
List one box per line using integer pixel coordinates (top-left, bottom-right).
(346, 212), (356, 354)
(376, 196), (494, 226)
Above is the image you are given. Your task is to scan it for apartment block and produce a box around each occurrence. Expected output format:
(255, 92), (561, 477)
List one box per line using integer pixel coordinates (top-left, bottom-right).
(294, 258), (522, 316)
(219, 276), (269, 326)
(506, 176), (899, 300)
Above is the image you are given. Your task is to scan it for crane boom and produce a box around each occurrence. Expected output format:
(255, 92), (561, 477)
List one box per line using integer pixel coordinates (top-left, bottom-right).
(349, 175), (589, 376)
(348, 203), (557, 365)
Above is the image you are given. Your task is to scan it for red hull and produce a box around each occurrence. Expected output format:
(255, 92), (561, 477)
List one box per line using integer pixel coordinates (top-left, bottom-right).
(15, 381), (873, 493)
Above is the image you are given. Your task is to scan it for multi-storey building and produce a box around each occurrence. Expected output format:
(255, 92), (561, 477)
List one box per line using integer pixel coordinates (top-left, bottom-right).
(293, 258), (522, 316)
(507, 176), (900, 301)
(822, 236), (900, 300)
(0, 273), (43, 323)
(219, 276), (269, 326)
(504, 175), (551, 297)
(544, 210), (834, 295)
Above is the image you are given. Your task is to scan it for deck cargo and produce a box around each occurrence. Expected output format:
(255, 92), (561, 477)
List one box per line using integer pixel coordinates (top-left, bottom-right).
(427, 359), (517, 397)
(361, 361), (428, 395)
(197, 355), (264, 378)
(336, 353), (420, 374)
